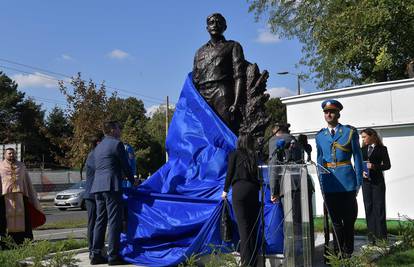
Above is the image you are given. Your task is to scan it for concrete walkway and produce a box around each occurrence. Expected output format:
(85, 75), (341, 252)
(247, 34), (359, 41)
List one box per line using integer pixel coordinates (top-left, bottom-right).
(71, 233), (370, 266)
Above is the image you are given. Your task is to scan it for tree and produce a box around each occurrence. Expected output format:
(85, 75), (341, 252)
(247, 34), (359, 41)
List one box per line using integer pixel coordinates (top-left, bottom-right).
(45, 106), (73, 167)
(146, 105), (174, 157)
(0, 71), (25, 142)
(14, 98), (50, 165)
(107, 96), (147, 126)
(122, 115), (162, 177)
(0, 71), (49, 165)
(264, 97), (286, 138)
(60, 73), (110, 167)
(249, 1), (414, 89)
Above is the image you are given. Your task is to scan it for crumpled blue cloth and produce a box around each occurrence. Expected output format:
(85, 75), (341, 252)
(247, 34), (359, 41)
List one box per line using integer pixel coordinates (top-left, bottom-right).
(121, 73), (283, 266)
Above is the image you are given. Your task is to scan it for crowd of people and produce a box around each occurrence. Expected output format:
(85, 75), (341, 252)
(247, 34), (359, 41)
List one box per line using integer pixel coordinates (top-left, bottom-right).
(221, 98), (392, 265)
(0, 98), (392, 266)
(83, 121), (139, 265)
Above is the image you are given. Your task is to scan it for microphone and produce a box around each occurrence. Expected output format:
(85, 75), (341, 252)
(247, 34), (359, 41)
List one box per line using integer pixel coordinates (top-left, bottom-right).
(271, 139), (286, 162)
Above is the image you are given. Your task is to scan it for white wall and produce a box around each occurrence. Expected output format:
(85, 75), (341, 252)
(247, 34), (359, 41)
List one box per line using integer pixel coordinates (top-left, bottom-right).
(281, 78), (414, 219)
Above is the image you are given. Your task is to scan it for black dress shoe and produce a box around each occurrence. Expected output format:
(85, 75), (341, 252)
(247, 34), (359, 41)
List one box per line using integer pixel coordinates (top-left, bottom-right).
(108, 258), (129, 265)
(90, 255), (108, 265)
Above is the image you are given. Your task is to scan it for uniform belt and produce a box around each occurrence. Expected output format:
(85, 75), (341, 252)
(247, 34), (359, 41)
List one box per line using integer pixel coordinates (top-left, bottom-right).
(324, 160), (352, 168)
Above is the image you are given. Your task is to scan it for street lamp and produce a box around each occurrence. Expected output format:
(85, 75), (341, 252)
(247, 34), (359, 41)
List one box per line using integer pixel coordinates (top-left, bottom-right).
(276, 71), (301, 95)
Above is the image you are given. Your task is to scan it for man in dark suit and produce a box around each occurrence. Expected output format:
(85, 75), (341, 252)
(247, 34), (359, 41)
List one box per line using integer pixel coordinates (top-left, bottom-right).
(90, 121), (135, 265)
(84, 132), (104, 259)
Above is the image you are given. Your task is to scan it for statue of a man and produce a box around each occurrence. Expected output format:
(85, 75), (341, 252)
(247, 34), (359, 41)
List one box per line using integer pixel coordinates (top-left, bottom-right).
(193, 13), (246, 133)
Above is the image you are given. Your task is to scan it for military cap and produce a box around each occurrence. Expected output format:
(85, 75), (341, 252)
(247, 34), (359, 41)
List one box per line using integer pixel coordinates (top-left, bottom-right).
(321, 99), (343, 111)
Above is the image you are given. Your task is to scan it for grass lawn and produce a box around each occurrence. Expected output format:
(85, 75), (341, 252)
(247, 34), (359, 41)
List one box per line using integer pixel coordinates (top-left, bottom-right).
(0, 238), (88, 266)
(313, 217), (407, 235)
(376, 248), (414, 266)
(37, 218), (87, 230)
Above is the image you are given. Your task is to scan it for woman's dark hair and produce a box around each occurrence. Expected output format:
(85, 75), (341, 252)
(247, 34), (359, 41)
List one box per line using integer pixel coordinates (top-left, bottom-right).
(360, 128), (383, 147)
(236, 134), (257, 176)
(237, 134), (255, 152)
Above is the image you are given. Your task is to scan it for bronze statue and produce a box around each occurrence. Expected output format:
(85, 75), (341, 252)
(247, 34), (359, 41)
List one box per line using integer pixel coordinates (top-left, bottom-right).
(193, 13), (245, 132)
(193, 13), (269, 138)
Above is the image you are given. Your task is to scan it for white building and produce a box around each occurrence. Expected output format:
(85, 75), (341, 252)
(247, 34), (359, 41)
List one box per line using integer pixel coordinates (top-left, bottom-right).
(281, 78), (414, 219)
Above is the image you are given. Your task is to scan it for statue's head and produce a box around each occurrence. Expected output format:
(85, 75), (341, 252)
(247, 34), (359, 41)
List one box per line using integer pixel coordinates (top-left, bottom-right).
(206, 13), (227, 37)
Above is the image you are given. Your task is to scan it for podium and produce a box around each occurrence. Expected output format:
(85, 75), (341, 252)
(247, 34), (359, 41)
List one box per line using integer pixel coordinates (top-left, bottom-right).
(269, 163), (315, 267)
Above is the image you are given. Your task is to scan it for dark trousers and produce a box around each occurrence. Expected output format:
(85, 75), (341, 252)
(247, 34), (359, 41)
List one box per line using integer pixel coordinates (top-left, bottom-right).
(325, 191), (357, 254)
(92, 191), (122, 261)
(362, 180), (387, 242)
(85, 198), (97, 254)
(232, 181), (260, 267)
(0, 195), (33, 248)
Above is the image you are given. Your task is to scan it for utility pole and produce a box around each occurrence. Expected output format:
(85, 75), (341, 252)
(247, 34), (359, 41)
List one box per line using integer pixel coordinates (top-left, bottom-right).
(165, 96), (169, 162)
(277, 71), (301, 95)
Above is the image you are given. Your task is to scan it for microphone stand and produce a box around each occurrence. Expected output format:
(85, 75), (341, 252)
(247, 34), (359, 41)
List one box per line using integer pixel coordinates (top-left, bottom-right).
(256, 128), (280, 267)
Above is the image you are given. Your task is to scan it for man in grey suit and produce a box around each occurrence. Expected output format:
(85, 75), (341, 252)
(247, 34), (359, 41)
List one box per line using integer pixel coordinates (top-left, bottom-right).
(90, 121), (135, 265)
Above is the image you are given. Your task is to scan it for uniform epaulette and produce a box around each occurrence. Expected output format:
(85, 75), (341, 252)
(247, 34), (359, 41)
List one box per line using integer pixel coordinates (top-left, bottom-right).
(316, 128), (325, 135)
(344, 124), (357, 130)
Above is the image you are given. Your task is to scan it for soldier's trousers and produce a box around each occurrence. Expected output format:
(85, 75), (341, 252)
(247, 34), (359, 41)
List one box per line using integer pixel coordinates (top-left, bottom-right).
(325, 191), (357, 255)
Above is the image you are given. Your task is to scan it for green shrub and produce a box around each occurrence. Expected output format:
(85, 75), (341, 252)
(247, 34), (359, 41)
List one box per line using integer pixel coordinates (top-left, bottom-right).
(0, 236), (86, 266)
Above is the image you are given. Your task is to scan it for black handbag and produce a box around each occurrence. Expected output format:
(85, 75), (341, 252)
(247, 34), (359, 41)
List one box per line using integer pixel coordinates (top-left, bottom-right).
(220, 198), (233, 242)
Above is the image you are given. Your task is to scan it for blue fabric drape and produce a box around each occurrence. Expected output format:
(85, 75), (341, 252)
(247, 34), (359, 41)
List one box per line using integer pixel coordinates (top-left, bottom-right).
(121, 73), (283, 266)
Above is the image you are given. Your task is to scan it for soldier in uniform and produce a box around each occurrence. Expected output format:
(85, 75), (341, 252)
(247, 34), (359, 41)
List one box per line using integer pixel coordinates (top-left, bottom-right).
(315, 99), (363, 257)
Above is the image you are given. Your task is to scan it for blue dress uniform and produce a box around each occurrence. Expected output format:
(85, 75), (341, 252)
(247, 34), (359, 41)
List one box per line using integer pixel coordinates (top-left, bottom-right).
(316, 99), (363, 256)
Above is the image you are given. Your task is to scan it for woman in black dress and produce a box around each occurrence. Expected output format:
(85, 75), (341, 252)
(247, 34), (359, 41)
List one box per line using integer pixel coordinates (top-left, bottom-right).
(360, 128), (391, 244)
(221, 134), (260, 267)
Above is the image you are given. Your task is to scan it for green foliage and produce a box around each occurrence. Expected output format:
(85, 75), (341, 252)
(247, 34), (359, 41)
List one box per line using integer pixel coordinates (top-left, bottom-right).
(325, 215), (414, 266)
(397, 215), (414, 250)
(0, 71), (50, 166)
(44, 106), (73, 167)
(376, 248), (414, 266)
(60, 73), (111, 167)
(178, 245), (239, 267)
(142, 105), (175, 176)
(0, 71), (24, 142)
(37, 218), (87, 230)
(249, 0), (414, 90)
(107, 96), (147, 126)
(0, 237), (86, 266)
(263, 97), (286, 140)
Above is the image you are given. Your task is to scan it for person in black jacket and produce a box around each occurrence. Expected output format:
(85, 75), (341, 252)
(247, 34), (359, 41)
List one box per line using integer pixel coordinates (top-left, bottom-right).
(222, 134), (260, 267)
(360, 128), (391, 244)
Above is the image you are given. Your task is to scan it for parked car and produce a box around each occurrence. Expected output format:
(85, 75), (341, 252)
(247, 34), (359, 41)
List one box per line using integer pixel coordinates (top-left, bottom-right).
(54, 180), (86, 211)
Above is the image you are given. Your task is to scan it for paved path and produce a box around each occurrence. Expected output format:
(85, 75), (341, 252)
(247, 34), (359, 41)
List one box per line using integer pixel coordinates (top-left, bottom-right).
(34, 227), (87, 241)
(70, 233), (371, 267)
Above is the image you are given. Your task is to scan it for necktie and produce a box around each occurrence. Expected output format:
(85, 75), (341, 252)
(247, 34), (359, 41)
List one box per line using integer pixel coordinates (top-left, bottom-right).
(330, 128), (335, 136)
(368, 145), (373, 157)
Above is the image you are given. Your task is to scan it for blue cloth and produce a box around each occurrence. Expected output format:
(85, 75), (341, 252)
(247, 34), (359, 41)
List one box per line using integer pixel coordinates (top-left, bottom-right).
(316, 123), (364, 193)
(121, 73), (283, 266)
(124, 143), (137, 177)
(91, 136), (133, 193)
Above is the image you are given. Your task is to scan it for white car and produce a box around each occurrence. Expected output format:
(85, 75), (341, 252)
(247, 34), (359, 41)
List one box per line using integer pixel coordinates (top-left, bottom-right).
(54, 180), (86, 211)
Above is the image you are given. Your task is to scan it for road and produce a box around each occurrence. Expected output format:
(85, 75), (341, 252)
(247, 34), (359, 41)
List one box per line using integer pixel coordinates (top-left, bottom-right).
(34, 201), (88, 241)
(41, 201), (87, 224)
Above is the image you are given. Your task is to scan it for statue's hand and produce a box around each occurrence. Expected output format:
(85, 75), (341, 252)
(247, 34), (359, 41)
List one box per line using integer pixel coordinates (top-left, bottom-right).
(229, 105), (236, 113)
